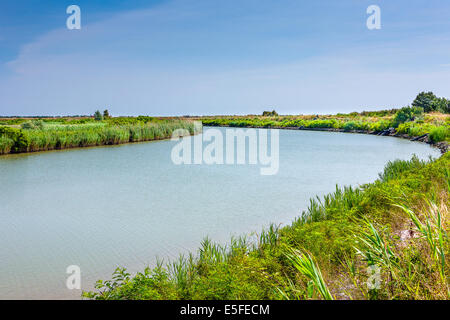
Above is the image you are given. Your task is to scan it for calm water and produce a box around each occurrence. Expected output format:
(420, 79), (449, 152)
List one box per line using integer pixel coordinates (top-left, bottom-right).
(0, 128), (440, 299)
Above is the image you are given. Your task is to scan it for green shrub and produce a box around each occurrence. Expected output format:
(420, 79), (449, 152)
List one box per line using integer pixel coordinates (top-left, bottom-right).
(393, 106), (424, 127)
(0, 136), (15, 154)
(0, 126), (29, 152)
(429, 126), (449, 142)
(21, 120), (44, 130)
(94, 110), (103, 121)
(378, 155), (428, 182)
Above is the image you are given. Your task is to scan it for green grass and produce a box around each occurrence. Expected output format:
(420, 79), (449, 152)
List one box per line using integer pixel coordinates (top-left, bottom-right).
(0, 135), (14, 154)
(0, 119), (196, 155)
(200, 111), (450, 143)
(429, 126), (450, 142)
(83, 152), (450, 300)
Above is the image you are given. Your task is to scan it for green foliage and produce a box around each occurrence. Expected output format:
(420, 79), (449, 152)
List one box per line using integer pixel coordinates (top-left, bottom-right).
(354, 220), (399, 269)
(262, 110), (278, 116)
(94, 110), (103, 121)
(412, 91), (450, 113)
(429, 126), (449, 143)
(285, 249), (333, 300)
(412, 91), (438, 113)
(431, 97), (450, 114)
(359, 109), (399, 117)
(0, 136), (14, 154)
(392, 106), (424, 127)
(395, 202), (448, 282)
(0, 120), (195, 154)
(299, 185), (363, 223)
(342, 121), (369, 131)
(0, 126), (29, 153)
(378, 155), (428, 182)
(21, 120), (44, 130)
(106, 116), (158, 125)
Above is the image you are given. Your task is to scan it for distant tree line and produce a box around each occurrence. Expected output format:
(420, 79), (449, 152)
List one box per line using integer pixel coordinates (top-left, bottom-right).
(392, 91), (450, 127)
(94, 109), (111, 121)
(262, 110), (278, 116)
(411, 91), (449, 114)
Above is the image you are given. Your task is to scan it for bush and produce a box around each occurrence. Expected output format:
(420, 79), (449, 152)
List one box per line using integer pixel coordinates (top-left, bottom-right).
(393, 106), (423, 127)
(21, 120), (44, 130)
(94, 110), (103, 121)
(0, 136), (15, 154)
(342, 121), (368, 131)
(0, 126), (29, 152)
(431, 98), (450, 114)
(378, 155), (428, 182)
(429, 126), (449, 142)
(262, 110), (278, 117)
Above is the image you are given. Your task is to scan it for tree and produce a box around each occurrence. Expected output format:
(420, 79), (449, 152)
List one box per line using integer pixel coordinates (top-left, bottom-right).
(412, 91), (437, 113)
(431, 97), (450, 114)
(94, 110), (103, 121)
(392, 106), (423, 127)
(262, 110), (278, 116)
(103, 109), (110, 118)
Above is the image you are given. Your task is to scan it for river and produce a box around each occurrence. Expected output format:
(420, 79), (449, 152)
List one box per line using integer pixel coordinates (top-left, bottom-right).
(0, 127), (440, 299)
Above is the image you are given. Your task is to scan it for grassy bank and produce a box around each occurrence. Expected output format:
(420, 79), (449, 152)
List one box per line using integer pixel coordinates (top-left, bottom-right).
(84, 152), (449, 300)
(200, 111), (450, 144)
(0, 117), (196, 155)
(197, 92), (450, 143)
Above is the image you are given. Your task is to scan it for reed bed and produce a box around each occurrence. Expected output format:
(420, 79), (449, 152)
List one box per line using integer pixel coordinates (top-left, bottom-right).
(0, 120), (195, 155)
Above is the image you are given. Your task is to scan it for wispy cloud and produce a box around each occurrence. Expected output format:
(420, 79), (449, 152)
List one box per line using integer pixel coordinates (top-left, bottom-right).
(1, 0), (450, 116)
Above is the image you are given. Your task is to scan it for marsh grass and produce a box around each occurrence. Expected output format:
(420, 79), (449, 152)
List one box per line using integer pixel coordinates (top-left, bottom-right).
(429, 126), (449, 142)
(378, 155), (429, 182)
(284, 249), (334, 300)
(395, 201), (448, 283)
(202, 111), (449, 143)
(0, 120), (195, 155)
(0, 136), (14, 154)
(298, 185), (363, 224)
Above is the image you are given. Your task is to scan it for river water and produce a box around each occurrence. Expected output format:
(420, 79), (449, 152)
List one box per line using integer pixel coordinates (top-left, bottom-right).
(0, 127), (440, 299)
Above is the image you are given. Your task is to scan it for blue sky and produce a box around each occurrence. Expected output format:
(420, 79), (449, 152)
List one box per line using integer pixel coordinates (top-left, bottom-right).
(0, 0), (450, 116)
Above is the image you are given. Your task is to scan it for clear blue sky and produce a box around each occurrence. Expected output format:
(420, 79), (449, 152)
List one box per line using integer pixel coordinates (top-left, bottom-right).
(1, 0), (450, 116)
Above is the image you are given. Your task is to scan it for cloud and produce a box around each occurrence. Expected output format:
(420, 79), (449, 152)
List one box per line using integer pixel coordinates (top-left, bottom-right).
(1, 0), (450, 116)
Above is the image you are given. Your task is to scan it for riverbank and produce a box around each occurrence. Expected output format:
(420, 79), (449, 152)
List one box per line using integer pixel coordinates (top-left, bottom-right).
(198, 111), (449, 154)
(0, 118), (196, 155)
(84, 147), (449, 300)
(203, 124), (449, 154)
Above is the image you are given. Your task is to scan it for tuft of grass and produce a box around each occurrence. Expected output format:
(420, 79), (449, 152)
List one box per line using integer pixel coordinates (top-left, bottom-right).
(285, 249), (334, 300)
(378, 155), (429, 182)
(354, 220), (399, 270)
(0, 136), (14, 154)
(394, 201), (448, 283)
(429, 126), (449, 142)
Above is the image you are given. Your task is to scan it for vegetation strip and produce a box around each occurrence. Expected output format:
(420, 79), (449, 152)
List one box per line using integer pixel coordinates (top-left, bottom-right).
(0, 116), (196, 155)
(198, 92), (450, 153)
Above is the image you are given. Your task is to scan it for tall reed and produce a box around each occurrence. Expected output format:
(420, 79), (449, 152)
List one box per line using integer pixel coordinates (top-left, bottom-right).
(0, 120), (196, 155)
